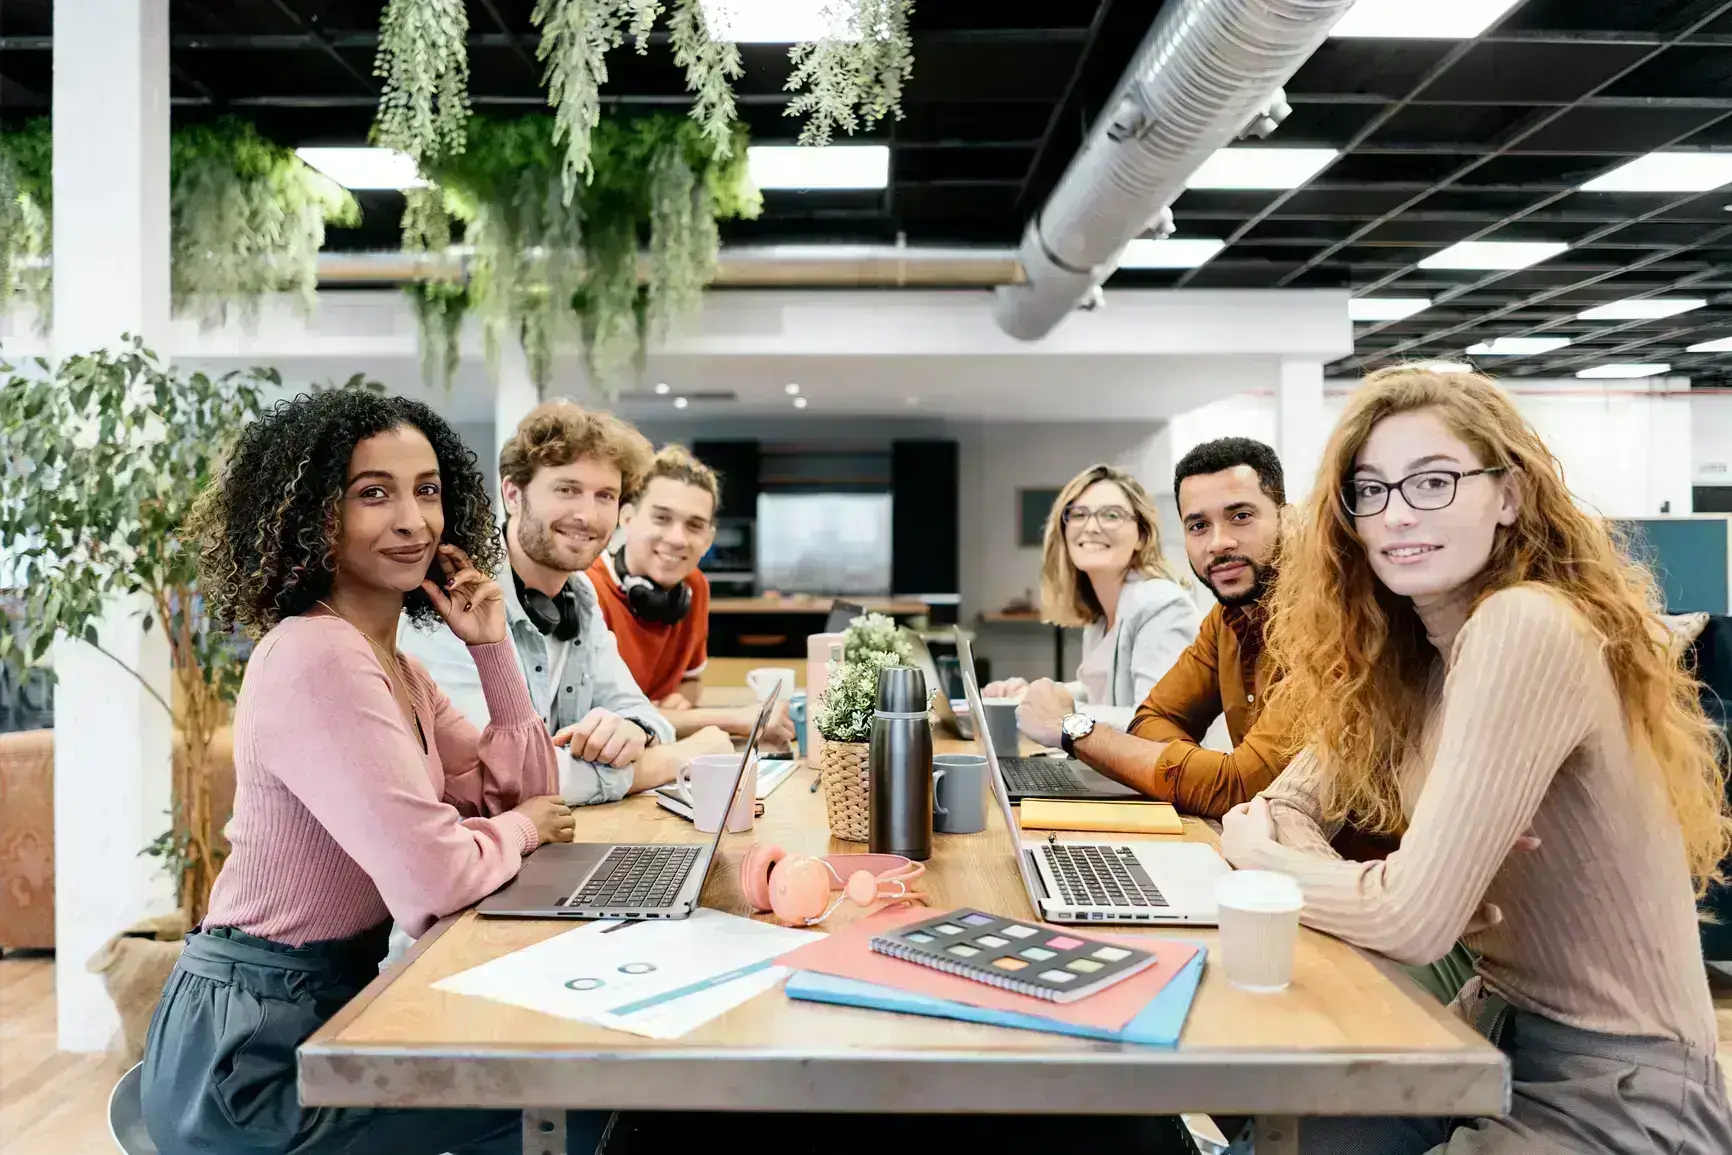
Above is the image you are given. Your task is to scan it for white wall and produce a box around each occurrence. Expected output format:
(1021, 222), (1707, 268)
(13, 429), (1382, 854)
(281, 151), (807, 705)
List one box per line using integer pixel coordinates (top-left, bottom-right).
(1153, 379), (1702, 519)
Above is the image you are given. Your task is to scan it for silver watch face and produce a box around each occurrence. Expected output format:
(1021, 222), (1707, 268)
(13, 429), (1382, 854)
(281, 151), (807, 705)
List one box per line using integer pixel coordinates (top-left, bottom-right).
(1062, 713), (1093, 738)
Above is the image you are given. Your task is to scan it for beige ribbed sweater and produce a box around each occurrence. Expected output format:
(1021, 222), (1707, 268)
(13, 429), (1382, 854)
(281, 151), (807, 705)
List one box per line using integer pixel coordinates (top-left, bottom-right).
(1232, 584), (1718, 1050)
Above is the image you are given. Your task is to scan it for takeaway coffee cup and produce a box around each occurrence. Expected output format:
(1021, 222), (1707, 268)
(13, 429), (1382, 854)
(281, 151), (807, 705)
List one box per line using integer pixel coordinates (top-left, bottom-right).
(1214, 871), (1304, 992)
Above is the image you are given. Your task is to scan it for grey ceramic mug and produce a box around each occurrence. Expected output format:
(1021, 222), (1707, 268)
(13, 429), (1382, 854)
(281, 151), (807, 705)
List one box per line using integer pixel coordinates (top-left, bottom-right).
(932, 753), (989, 835)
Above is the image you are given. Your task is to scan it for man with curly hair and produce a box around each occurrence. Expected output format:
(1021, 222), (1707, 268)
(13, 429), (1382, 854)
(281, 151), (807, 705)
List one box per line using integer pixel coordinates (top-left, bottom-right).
(401, 400), (689, 805)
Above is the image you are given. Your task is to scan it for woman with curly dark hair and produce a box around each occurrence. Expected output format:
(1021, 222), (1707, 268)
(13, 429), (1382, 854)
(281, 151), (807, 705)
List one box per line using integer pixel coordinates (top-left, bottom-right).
(141, 390), (603, 1154)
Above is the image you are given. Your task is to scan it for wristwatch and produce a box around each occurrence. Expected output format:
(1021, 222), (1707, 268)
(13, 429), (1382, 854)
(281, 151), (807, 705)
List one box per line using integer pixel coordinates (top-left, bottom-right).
(1059, 712), (1095, 757)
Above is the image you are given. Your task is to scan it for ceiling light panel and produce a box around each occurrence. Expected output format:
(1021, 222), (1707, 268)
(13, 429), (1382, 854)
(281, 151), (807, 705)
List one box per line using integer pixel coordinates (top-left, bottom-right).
(1417, 240), (1568, 270)
(1117, 238), (1225, 269)
(701, 1), (854, 43)
(1349, 297), (1431, 322)
(1329, 0), (1523, 40)
(748, 145), (889, 189)
(1186, 148), (1339, 190)
(293, 147), (424, 190)
(1574, 298), (1706, 321)
(1575, 363), (1671, 379)
(1581, 153), (1732, 194)
(1465, 336), (1572, 355)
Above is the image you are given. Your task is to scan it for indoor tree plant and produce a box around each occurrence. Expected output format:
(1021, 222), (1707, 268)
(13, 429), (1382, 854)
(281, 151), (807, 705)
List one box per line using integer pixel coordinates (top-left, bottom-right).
(0, 338), (272, 924)
(812, 613), (913, 841)
(405, 111), (759, 395)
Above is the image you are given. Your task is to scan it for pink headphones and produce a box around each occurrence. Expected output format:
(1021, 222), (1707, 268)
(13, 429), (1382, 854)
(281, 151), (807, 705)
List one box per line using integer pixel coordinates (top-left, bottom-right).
(740, 843), (927, 927)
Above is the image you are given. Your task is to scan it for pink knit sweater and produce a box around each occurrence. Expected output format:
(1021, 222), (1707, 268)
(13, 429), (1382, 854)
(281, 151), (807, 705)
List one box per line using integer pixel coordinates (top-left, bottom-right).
(203, 614), (555, 944)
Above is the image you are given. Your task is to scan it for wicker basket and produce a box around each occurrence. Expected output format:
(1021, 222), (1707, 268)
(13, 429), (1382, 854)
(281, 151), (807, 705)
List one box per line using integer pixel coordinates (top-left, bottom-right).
(818, 740), (872, 843)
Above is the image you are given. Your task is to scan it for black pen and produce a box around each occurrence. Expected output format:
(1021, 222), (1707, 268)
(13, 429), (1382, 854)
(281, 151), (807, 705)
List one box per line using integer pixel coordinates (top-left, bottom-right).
(599, 918), (641, 934)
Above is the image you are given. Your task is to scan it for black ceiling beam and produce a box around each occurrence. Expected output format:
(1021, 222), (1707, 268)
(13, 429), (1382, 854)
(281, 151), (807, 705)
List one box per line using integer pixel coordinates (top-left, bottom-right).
(0, 28), (1093, 52)
(1012, 0), (1115, 219)
(1170, 39), (1478, 289)
(1512, 309), (1732, 376)
(260, 0), (374, 93)
(1273, 1), (1732, 291)
(475, 0), (538, 80)
(1351, 255), (1732, 371)
(1289, 93), (1732, 112)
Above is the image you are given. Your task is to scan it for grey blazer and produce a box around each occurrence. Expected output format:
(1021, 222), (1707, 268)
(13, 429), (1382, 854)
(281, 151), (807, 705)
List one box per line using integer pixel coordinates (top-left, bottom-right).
(1077, 575), (1202, 709)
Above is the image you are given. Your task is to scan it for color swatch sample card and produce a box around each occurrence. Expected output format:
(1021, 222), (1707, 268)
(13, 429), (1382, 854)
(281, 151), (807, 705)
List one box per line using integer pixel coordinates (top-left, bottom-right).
(870, 908), (1155, 1002)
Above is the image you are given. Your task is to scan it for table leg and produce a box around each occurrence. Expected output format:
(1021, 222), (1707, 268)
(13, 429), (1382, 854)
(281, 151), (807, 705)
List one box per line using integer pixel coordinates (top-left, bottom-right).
(1052, 624), (1065, 681)
(523, 1108), (565, 1155)
(1251, 1115), (1299, 1154)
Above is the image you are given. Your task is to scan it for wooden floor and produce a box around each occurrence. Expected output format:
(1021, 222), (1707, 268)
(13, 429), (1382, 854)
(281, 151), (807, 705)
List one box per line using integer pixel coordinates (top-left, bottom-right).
(3, 952), (1731, 1155)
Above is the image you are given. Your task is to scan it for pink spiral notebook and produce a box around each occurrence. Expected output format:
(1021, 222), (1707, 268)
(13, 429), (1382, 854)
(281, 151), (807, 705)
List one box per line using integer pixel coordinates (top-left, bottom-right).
(775, 906), (1200, 1032)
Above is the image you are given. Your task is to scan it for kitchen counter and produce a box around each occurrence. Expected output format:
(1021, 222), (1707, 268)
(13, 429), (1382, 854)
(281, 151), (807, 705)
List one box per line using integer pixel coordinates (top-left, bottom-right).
(710, 596), (932, 615)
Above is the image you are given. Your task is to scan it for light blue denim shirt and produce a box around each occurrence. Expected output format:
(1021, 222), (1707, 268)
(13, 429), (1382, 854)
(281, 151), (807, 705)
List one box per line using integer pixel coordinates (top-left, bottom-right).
(397, 569), (674, 805)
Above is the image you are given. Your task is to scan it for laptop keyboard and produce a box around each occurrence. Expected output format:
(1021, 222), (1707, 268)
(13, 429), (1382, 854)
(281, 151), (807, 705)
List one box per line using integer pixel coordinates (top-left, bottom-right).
(1001, 757), (1080, 793)
(1039, 843), (1169, 909)
(567, 845), (701, 910)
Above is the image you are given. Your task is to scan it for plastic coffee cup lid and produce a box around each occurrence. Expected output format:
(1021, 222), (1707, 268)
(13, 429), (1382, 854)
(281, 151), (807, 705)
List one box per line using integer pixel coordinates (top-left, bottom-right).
(1215, 870), (1303, 913)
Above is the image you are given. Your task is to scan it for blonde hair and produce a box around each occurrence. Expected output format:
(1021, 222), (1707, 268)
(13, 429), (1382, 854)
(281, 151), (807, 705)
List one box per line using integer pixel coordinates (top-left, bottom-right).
(1264, 364), (1731, 892)
(1039, 464), (1186, 628)
(498, 400), (653, 497)
(634, 444), (721, 513)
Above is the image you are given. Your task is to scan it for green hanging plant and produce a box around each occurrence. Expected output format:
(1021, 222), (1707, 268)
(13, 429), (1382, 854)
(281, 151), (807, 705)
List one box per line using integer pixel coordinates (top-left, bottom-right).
(409, 111), (759, 397)
(786, 0), (915, 146)
(0, 118), (357, 333)
(408, 280), (469, 392)
(373, 0), (472, 165)
(0, 119), (53, 330)
(171, 119), (360, 329)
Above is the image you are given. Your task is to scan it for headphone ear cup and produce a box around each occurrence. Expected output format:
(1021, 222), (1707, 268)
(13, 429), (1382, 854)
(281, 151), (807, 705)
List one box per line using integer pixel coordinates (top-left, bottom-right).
(739, 842), (785, 912)
(767, 855), (832, 926)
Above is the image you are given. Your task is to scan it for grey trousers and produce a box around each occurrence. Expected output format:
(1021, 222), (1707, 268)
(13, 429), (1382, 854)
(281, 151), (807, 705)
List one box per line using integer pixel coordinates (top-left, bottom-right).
(1301, 983), (1732, 1154)
(140, 922), (612, 1155)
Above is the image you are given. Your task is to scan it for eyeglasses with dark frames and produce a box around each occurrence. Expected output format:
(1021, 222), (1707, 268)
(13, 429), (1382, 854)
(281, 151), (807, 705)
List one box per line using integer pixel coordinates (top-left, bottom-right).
(1341, 468), (1507, 518)
(1061, 504), (1134, 531)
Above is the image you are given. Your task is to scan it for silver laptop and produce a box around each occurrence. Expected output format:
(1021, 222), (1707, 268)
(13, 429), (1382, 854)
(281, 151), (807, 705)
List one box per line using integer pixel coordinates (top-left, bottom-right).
(478, 685), (779, 921)
(959, 645), (1227, 926)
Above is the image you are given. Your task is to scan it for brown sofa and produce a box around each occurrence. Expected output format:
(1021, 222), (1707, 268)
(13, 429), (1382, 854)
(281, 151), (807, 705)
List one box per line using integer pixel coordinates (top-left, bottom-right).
(0, 727), (235, 950)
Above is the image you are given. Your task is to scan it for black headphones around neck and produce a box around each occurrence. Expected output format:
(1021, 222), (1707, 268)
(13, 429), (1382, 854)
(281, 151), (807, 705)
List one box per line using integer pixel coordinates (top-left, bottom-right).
(512, 569), (583, 642)
(612, 545), (693, 626)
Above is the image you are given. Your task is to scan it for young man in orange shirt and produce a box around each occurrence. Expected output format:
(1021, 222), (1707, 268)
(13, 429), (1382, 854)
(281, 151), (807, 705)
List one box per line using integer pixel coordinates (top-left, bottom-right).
(589, 445), (794, 745)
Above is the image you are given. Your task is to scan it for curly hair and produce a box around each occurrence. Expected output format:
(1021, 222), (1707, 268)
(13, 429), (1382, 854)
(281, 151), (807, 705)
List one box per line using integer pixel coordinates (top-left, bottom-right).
(185, 390), (502, 638)
(498, 399), (653, 499)
(1264, 364), (1730, 893)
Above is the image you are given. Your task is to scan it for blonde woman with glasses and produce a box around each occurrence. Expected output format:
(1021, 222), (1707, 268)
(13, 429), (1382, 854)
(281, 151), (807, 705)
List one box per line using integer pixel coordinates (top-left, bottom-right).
(984, 464), (1199, 713)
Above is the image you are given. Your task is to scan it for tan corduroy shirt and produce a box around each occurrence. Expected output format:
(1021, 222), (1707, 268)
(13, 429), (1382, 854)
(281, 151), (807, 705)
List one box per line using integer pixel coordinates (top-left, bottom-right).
(1233, 585), (1718, 1050)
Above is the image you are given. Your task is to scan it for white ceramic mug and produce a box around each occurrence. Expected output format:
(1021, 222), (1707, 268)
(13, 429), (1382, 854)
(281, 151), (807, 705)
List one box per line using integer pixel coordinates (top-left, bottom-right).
(673, 752), (758, 833)
(746, 666), (797, 702)
(1214, 871), (1304, 992)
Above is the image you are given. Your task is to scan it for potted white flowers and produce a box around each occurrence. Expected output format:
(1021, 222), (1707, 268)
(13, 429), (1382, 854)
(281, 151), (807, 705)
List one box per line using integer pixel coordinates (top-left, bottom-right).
(813, 614), (915, 841)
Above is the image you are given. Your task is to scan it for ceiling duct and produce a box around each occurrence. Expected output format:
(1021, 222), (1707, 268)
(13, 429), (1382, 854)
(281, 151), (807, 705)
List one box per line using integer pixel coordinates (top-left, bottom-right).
(992, 0), (1356, 341)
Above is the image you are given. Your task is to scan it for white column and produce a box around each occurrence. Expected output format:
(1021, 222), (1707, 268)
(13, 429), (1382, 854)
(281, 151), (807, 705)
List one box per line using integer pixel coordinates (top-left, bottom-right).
(1647, 391), (1693, 516)
(493, 340), (541, 493)
(1276, 359), (1327, 505)
(51, 0), (175, 1053)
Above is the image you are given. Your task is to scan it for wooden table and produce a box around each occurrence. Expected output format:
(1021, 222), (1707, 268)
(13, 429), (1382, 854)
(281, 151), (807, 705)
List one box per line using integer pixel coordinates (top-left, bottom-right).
(300, 743), (1506, 1154)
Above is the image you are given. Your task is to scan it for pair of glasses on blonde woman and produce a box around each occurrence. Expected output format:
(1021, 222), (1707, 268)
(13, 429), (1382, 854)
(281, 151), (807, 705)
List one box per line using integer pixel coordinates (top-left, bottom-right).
(1342, 467), (1506, 518)
(1061, 504), (1133, 530)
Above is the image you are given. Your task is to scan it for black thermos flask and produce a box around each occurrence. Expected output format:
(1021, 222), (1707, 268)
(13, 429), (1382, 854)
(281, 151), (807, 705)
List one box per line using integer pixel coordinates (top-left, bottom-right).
(869, 665), (934, 861)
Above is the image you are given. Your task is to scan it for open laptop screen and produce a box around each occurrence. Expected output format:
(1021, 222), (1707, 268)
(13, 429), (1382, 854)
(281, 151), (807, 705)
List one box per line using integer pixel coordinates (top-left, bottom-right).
(954, 633), (1045, 913)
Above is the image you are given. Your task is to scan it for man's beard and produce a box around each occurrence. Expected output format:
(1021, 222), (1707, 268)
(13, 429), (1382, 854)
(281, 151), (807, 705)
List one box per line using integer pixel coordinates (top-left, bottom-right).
(1193, 554), (1273, 608)
(514, 496), (606, 575)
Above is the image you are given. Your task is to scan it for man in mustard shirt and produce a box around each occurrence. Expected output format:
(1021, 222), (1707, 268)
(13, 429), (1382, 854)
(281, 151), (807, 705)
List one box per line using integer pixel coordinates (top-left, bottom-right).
(1016, 437), (1292, 817)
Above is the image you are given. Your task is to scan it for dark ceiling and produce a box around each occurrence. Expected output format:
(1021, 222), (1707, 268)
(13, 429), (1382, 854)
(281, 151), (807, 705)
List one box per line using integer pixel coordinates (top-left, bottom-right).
(6, 0), (1732, 381)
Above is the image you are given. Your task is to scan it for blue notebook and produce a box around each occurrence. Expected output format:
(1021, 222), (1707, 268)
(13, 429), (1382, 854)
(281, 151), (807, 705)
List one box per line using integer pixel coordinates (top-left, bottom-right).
(784, 945), (1207, 1047)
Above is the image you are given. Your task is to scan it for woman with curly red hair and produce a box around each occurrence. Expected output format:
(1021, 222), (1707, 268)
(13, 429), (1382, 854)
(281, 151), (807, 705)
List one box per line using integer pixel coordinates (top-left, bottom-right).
(1223, 365), (1732, 1151)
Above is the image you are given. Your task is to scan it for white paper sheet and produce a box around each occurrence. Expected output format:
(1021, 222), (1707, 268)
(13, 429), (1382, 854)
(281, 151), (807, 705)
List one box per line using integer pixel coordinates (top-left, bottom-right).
(433, 909), (822, 1039)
